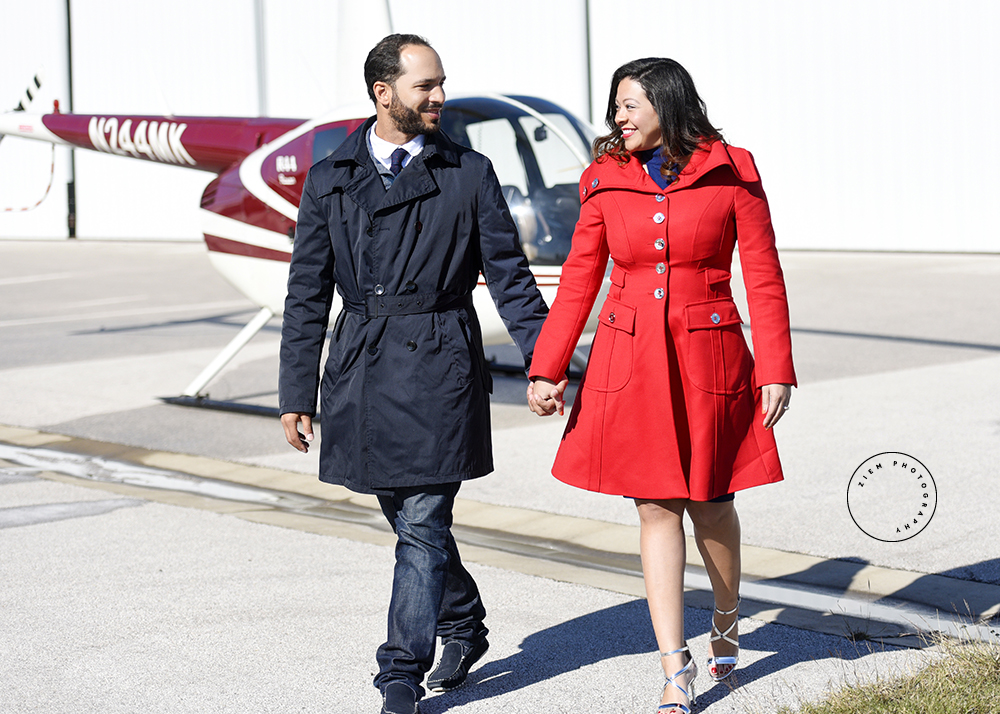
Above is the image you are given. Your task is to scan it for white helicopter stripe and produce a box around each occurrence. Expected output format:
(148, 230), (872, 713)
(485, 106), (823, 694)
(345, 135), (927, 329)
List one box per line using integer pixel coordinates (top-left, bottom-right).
(237, 103), (373, 223)
(200, 207), (567, 289)
(200, 209), (292, 256)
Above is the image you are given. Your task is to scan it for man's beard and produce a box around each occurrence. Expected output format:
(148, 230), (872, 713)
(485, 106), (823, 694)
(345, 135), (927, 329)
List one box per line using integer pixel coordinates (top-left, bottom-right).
(389, 92), (441, 136)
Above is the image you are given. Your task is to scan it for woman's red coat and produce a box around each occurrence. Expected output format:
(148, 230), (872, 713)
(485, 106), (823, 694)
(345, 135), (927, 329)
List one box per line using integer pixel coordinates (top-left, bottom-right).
(529, 140), (797, 500)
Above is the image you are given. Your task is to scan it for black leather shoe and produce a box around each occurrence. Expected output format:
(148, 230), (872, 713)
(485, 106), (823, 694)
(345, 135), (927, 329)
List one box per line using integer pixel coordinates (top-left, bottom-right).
(380, 681), (418, 714)
(427, 638), (490, 692)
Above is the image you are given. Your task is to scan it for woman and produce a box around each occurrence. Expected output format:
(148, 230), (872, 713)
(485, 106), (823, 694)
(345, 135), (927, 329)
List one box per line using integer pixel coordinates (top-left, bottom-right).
(528, 58), (795, 713)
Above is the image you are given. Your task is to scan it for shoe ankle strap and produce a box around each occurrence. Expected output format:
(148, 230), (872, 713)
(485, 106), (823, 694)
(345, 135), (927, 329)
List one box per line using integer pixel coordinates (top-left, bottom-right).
(659, 644), (690, 658)
(714, 596), (741, 616)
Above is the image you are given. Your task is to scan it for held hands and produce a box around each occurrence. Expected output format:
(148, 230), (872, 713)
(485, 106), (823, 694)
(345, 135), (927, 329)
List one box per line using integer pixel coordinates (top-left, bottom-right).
(761, 383), (793, 429)
(281, 412), (314, 452)
(527, 377), (569, 417)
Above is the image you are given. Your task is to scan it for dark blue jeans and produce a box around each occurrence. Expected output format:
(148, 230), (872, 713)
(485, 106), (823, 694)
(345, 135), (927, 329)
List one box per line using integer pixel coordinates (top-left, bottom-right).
(374, 482), (488, 696)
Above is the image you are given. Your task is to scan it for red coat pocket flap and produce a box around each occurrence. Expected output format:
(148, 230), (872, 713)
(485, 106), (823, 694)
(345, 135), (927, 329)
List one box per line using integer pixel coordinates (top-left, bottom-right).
(701, 267), (732, 285)
(610, 263), (627, 287)
(684, 298), (743, 330)
(599, 297), (636, 334)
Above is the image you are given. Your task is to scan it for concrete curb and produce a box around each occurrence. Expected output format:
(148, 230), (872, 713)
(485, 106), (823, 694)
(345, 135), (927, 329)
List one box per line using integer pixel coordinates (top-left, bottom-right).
(3, 423), (996, 648)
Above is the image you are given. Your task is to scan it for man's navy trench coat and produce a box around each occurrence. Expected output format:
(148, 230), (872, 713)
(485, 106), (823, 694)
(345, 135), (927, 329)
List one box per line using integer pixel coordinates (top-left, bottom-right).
(279, 117), (548, 494)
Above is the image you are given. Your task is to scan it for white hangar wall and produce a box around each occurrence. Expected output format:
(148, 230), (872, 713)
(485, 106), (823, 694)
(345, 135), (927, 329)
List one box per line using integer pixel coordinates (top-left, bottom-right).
(1, 0), (997, 252)
(587, 0), (1000, 252)
(0, 2), (72, 241)
(0, 0), (261, 241)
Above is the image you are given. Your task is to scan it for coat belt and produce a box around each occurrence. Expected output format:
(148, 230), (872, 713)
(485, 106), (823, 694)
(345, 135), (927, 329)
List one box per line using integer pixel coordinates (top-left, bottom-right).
(342, 291), (474, 319)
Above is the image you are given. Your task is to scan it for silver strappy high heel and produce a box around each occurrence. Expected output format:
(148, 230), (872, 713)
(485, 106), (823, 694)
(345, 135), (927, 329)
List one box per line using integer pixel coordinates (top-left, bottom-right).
(707, 597), (740, 681)
(657, 644), (697, 713)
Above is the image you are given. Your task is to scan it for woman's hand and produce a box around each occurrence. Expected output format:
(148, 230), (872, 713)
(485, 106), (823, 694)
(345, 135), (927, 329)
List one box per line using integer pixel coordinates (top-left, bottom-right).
(527, 377), (569, 417)
(761, 383), (792, 429)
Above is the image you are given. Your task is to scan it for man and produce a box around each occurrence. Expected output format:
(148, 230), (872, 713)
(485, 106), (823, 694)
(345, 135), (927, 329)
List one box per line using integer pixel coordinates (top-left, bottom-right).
(278, 34), (548, 714)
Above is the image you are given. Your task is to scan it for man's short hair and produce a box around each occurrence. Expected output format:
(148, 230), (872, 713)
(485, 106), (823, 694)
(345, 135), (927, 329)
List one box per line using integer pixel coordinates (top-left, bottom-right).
(364, 34), (433, 104)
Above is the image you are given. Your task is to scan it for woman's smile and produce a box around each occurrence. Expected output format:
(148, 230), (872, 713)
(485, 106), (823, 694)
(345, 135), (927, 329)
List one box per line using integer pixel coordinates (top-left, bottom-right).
(615, 77), (662, 152)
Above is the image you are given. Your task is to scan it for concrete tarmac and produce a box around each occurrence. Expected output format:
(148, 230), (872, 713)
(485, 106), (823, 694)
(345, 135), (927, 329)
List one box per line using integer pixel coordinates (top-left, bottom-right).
(1, 240), (998, 712)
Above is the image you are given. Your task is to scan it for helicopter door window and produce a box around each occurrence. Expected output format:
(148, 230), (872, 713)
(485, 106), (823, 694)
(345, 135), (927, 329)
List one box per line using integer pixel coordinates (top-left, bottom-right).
(518, 114), (587, 189)
(464, 118), (528, 196)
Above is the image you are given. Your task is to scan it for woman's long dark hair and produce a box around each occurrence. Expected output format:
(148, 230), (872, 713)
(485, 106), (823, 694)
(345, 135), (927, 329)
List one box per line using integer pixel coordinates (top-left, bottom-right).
(593, 58), (722, 180)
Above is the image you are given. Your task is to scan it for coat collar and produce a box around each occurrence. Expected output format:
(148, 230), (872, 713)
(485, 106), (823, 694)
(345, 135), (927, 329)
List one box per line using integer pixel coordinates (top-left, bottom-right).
(580, 139), (759, 204)
(330, 116), (463, 168)
(312, 116), (463, 215)
(676, 139), (759, 186)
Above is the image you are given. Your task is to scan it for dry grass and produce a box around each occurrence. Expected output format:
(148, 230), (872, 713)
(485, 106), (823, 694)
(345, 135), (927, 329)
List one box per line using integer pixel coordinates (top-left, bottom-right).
(777, 634), (1000, 714)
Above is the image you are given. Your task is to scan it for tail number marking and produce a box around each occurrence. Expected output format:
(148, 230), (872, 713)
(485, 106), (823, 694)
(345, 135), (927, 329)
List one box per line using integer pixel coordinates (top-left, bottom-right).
(87, 117), (196, 166)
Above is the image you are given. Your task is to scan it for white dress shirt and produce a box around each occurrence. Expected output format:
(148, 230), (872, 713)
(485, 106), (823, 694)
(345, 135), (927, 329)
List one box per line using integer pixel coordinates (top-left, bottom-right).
(368, 123), (425, 173)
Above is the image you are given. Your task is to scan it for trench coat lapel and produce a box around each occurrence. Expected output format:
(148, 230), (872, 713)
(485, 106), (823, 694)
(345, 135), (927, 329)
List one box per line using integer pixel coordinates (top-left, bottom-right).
(313, 117), (387, 217)
(376, 155), (439, 212)
(342, 162), (385, 217)
(333, 126), (459, 216)
(375, 132), (461, 212)
(338, 159), (438, 217)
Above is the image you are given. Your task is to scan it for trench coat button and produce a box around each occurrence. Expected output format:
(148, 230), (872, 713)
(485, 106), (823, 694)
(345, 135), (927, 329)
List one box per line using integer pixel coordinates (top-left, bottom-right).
(404, 280), (418, 293)
(711, 312), (721, 324)
(656, 262), (666, 274)
(374, 284), (385, 295)
(415, 221), (422, 233)
(654, 288), (665, 299)
(653, 212), (665, 224)
(608, 312), (616, 323)
(655, 194), (665, 202)
(367, 345), (378, 355)
(655, 239), (665, 250)
(592, 179), (599, 188)
(406, 340), (417, 351)
(366, 226), (374, 236)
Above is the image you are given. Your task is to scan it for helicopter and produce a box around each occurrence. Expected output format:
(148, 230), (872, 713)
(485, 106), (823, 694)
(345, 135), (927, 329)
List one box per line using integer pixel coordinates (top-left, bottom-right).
(1, 83), (604, 400)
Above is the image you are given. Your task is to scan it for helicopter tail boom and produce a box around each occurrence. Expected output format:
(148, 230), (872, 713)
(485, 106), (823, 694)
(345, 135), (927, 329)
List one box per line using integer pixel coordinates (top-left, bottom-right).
(0, 108), (304, 175)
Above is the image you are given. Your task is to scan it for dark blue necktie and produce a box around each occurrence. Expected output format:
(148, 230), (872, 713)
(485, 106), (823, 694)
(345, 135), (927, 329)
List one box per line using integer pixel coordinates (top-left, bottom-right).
(390, 147), (408, 177)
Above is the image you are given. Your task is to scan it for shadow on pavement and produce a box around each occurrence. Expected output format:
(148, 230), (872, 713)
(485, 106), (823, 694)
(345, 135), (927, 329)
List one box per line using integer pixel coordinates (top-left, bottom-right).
(421, 595), (894, 713)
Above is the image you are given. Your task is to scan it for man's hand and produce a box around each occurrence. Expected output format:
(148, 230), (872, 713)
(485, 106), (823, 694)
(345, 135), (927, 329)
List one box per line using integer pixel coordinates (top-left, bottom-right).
(528, 377), (568, 417)
(761, 383), (792, 430)
(281, 412), (314, 452)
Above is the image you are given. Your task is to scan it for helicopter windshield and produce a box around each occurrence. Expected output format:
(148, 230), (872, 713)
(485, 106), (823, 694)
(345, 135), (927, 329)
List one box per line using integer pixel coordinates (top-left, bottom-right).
(441, 96), (595, 265)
